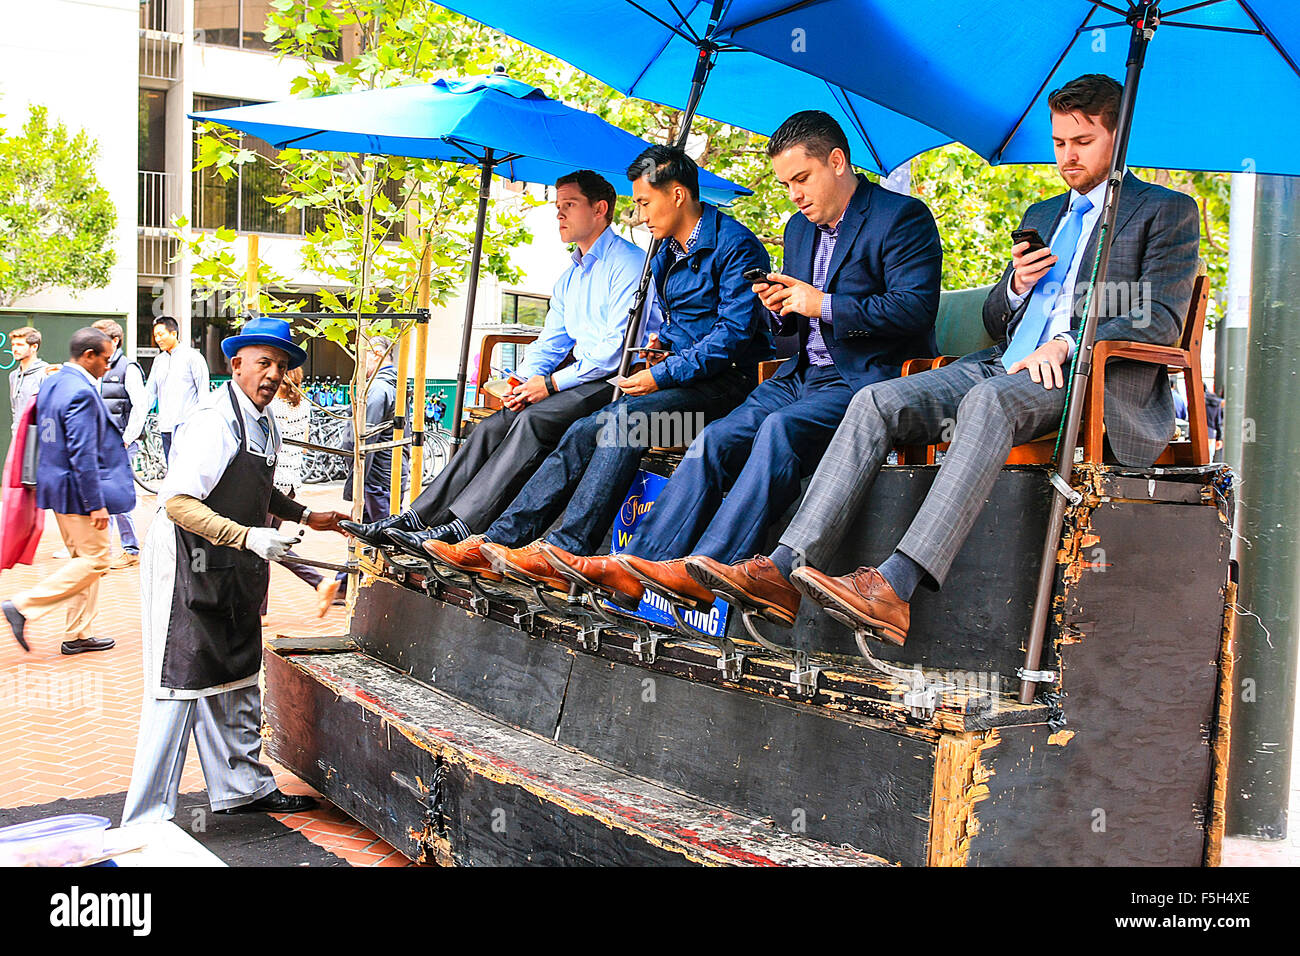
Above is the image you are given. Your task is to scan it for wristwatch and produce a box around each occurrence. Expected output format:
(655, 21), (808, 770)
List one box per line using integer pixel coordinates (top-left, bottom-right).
(300, 507), (312, 524)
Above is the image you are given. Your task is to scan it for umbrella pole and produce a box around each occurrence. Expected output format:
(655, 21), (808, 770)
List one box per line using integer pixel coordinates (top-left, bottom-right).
(1018, 1), (1159, 704)
(450, 151), (495, 451)
(617, 38), (719, 378)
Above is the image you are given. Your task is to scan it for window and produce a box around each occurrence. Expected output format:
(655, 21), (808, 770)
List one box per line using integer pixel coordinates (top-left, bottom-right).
(194, 0), (356, 58)
(501, 292), (550, 328)
(194, 95), (406, 239)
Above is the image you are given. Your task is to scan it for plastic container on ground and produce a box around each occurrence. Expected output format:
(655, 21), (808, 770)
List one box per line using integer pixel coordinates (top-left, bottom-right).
(0, 814), (112, 866)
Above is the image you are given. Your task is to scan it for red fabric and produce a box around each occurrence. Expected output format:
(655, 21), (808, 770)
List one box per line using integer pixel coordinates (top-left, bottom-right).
(0, 397), (44, 571)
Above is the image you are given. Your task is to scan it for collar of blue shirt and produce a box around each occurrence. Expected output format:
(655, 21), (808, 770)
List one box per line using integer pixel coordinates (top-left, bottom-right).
(571, 223), (619, 271)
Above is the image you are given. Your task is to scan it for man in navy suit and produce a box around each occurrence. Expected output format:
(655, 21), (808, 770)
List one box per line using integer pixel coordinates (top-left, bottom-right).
(542, 111), (942, 609)
(3, 328), (135, 654)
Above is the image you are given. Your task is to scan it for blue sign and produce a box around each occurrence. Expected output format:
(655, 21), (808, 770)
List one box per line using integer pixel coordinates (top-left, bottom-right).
(606, 469), (730, 638)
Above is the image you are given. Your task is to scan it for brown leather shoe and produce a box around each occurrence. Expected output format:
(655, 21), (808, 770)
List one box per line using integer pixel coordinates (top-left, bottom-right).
(481, 541), (571, 592)
(684, 555), (800, 626)
(790, 565), (909, 646)
(424, 535), (503, 582)
(542, 545), (644, 609)
(110, 552), (139, 570)
(617, 555), (715, 609)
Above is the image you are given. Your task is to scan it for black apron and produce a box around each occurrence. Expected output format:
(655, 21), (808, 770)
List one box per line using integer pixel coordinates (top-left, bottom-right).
(161, 384), (275, 691)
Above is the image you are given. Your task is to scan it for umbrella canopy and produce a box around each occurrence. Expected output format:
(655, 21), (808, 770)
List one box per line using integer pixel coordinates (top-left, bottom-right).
(437, 0), (952, 175)
(189, 72), (750, 203)
(715, 0), (1300, 174)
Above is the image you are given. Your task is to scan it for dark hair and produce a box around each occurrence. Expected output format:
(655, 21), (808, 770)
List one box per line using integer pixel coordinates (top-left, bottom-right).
(152, 315), (180, 335)
(767, 110), (851, 165)
(69, 327), (112, 360)
(555, 170), (617, 225)
(626, 145), (700, 202)
(1047, 74), (1123, 132)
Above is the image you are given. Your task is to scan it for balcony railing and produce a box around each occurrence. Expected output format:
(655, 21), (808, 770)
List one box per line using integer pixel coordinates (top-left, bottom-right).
(138, 170), (176, 231)
(139, 0), (180, 34)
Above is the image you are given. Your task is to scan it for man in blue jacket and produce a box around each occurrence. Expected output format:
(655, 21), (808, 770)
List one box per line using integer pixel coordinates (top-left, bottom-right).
(543, 111), (942, 607)
(3, 328), (135, 654)
(426, 145), (773, 587)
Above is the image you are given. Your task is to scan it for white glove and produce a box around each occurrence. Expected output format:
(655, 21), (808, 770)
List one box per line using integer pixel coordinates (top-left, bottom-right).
(245, 527), (299, 562)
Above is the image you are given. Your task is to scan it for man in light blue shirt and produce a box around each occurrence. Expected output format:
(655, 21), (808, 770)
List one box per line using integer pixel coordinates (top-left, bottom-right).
(343, 169), (659, 556)
(144, 315), (210, 459)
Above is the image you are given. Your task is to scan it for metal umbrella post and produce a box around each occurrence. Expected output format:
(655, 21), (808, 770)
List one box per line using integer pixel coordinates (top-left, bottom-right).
(449, 149), (496, 450)
(1017, 1), (1159, 704)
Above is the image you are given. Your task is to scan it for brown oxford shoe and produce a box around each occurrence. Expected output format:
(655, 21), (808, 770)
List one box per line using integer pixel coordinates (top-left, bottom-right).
(541, 545), (644, 609)
(423, 534), (503, 581)
(684, 555), (800, 626)
(481, 540), (571, 592)
(617, 555), (715, 609)
(789, 565), (909, 646)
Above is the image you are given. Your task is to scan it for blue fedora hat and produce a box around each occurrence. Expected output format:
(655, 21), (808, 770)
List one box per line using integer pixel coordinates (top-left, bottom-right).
(221, 315), (308, 369)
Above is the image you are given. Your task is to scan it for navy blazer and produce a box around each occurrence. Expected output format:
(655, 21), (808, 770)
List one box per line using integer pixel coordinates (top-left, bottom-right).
(649, 204), (774, 388)
(772, 175), (941, 392)
(34, 365), (135, 516)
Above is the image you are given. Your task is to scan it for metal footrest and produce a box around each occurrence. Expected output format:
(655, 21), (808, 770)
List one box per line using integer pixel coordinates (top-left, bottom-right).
(843, 624), (955, 721)
(738, 610), (821, 698)
(666, 601), (745, 681)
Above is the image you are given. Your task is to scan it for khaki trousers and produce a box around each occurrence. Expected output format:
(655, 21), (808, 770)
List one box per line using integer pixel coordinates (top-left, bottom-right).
(11, 513), (112, 639)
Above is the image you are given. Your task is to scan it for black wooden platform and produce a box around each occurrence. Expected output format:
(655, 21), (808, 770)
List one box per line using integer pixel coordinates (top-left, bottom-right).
(265, 464), (1235, 866)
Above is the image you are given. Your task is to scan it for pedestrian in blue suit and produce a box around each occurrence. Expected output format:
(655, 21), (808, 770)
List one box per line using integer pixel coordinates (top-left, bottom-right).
(3, 328), (135, 654)
(542, 112), (942, 610)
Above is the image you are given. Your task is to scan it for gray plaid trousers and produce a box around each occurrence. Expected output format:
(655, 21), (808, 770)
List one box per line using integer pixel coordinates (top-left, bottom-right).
(779, 346), (1066, 588)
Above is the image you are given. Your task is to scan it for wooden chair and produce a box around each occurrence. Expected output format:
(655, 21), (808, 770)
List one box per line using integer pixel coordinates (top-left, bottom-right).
(898, 262), (1210, 467)
(473, 332), (540, 413)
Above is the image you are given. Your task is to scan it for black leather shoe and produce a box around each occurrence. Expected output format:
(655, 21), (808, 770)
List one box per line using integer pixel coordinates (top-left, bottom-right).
(385, 522), (465, 559)
(2, 600), (28, 652)
(339, 510), (423, 548)
(215, 790), (319, 814)
(61, 636), (115, 655)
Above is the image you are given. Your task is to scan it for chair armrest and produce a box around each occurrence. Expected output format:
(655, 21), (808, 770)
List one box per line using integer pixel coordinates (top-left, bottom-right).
(476, 333), (541, 407)
(757, 359), (784, 384)
(1093, 340), (1193, 370)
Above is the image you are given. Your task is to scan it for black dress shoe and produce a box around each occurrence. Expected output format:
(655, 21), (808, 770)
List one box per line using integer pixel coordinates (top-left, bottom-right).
(61, 636), (115, 655)
(215, 790), (319, 814)
(339, 510), (423, 548)
(385, 522), (465, 559)
(2, 600), (28, 652)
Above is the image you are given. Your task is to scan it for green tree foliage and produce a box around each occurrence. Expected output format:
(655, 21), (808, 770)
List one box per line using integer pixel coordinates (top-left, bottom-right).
(911, 146), (1229, 321)
(0, 103), (117, 308)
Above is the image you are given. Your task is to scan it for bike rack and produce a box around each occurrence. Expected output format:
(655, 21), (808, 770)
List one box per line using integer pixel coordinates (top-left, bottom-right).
(737, 611), (821, 698)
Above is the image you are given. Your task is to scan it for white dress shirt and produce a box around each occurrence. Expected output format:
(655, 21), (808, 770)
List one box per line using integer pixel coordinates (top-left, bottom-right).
(145, 344), (210, 433)
(159, 382), (279, 504)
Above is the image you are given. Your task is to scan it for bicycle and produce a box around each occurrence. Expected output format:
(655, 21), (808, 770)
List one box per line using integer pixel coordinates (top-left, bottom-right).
(131, 414), (168, 494)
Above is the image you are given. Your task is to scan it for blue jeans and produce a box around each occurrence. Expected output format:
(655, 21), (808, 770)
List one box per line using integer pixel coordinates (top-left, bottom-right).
(628, 362), (854, 564)
(486, 368), (754, 556)
(113, 441), (140, 553)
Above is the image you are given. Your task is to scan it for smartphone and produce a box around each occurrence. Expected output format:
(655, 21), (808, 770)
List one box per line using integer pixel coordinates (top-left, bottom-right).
(1011, 228), (1048, 254)
(626, 346), (669, 356)
(743, 267), (770, 282)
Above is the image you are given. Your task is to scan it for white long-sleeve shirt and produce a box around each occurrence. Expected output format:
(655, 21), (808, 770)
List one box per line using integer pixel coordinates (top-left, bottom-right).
(144, 343), (210, 433)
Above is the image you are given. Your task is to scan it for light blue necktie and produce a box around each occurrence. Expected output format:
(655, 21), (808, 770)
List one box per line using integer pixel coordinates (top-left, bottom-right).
(1002, 195), (1093, 371)
(253, 415), (272, 454)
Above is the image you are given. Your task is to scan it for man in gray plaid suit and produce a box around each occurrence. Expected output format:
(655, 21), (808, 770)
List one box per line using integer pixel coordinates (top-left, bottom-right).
(687, 73), (1201, 647)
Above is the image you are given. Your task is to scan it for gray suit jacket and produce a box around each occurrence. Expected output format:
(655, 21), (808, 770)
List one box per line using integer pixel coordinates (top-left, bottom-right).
(982, 171), (1200, 465)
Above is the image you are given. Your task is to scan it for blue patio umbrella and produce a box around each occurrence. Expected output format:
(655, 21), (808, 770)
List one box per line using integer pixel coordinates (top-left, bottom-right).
(191, 72), (751, 444)
(712, 0), (1300, 700)
(438, 1), (952, 177)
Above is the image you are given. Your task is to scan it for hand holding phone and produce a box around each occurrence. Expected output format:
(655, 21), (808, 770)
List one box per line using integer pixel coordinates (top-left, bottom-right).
(743, 267), (770, 283)
(1009, 228), (1057, 296)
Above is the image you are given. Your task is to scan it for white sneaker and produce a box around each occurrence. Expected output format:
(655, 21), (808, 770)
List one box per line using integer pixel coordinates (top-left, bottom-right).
(53, 548), (71, 559)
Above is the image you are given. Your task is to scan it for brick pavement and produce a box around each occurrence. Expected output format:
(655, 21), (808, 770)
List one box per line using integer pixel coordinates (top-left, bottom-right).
(0, 482), (414, 867)
(2, 481), (1296, 867)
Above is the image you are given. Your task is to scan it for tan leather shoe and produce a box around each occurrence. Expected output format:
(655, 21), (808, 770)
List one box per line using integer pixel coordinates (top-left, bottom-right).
(617, 555), (715, 609)
(481, 540), (570, 592)
(790, 565), (908, 646)
(684, 555), (800, 625)
(315, 578), (341, 618)
(542, 545), (644, 609)
(110, 552), (139, 570)
(424, 534), (503, 582)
